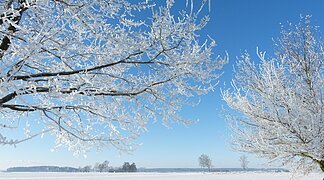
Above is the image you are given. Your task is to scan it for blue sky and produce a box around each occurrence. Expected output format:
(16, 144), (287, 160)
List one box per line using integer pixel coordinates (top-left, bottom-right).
(1, 0), (324, 170)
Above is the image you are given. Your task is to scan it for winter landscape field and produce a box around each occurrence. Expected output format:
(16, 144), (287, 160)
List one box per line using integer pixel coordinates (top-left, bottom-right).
(0, 172), (323, 180)
(1, 0), (323, 178)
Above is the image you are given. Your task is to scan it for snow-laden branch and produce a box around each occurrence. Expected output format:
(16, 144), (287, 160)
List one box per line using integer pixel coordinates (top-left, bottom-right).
(0, 0), (226, 154)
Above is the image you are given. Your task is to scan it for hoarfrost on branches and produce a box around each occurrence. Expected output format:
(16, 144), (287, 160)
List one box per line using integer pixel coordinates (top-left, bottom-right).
(0, 0), (226, 153)
(240, 155), (249, 170)
(198, 154), (212, 172)
(222, 16), (323, 173)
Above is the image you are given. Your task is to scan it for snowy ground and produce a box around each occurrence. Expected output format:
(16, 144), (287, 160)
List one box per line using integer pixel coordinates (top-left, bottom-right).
(0, 172), (322, 180)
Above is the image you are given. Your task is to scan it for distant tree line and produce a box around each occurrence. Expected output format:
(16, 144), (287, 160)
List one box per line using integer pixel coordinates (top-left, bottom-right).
(6, 161), (137, 173)
(79, 161), (137, 173)
(7, 166), (79, 172)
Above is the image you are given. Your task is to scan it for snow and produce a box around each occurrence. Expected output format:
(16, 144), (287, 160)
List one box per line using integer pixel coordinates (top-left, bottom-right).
(0, 172), (322, 180)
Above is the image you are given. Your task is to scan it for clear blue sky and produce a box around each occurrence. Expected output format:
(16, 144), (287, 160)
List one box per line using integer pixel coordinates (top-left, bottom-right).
(1, 0), (324, 170)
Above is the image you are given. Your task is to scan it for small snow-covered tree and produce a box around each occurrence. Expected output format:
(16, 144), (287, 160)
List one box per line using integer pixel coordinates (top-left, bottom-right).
(239, 155), (249, 170)
(222, 16), (323, 173)
(93, 163), (100, 172)
(122, 162), (131, 172)
(97, 160), (109, 172)
(198, 154), (212, 172)
(0, 0), (225, 153)
(129, 162), (137, 172)
(80, 165), (91, 172)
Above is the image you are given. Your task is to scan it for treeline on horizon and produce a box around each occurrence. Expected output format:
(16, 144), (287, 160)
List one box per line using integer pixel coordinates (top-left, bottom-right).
(5, 166), (289, 173)
(6, 161), (137, 173)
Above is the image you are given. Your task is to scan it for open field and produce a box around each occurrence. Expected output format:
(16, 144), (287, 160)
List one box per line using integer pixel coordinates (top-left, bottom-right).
(0, 172), (322, 180)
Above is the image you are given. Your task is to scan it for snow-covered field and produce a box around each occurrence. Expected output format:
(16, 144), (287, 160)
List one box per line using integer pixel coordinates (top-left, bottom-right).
(0, 172), (322, 180)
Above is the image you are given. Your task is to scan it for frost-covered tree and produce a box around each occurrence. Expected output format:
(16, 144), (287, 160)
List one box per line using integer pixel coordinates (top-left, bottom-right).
(97, 160), (109, 172)
(0, 0), (226, 153)
(129, 162), (137, 172)
(93, 162), (100, 172)
(80, 165), (91, 172)
(122, 162), (131, 172)
(239, 155), (249, 170)
(222, 16), (323, 173)
(198, 154), (212, 171)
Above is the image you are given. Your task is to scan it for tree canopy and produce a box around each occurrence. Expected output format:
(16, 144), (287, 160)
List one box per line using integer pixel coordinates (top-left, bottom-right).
(223, 16), (323, 173)
(0, 0), (225, 154)
(198, 154), (212, 171)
